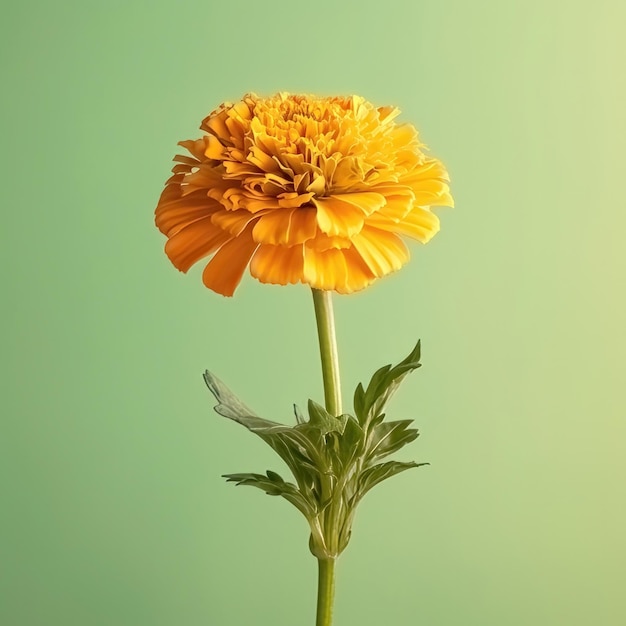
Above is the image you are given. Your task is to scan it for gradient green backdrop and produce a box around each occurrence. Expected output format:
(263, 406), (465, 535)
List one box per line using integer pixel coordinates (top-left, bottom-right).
(3, 1), (625, 625)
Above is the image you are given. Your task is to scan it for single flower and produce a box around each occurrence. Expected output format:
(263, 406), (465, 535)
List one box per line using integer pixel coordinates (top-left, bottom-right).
(155, 93), (453, 296)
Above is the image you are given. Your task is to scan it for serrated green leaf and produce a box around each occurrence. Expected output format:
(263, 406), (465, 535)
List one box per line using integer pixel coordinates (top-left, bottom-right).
(365, 419), (420, 464)
(338, 416), (365, 468)
(204, 371), (326, 494)
(223, 471), (317, 518)
(203, 371), (261, 422)
(353, 382), (366, 421)
(307, 399), (347, 435)
(355, 460), (428, 503)
(353, 341), (422, 427)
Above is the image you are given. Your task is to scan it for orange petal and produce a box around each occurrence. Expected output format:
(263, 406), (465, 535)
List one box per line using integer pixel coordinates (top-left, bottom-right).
(365, 205), (440, 243)
(165, 216), (231, 272)
(302, 246), (375, 293)
(303, 247), (348, 292)
(341, 247), (376, 293)
(351, 226), (409, 277)
(212, 209), (262, 236)
(156, 199), (215, 237)
(205, 135), (225, 160)
(155, 180), (222, 236)
(173, 154), (201, 166)
(178, 138), (209, 161)
(252, 207), (317, 245)
(248, 144), (280, 172)
(313, 196), (366, 237)
(202, 112), (230, 141)
(277, 192), (315, 209)
(288, 207), (318, 242)
(250, 244), (304, 285)
(201, 228), (258, 296)
(305, 233), (351, 251)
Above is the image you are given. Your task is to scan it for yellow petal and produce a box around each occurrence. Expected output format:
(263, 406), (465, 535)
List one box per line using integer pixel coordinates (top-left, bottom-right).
(313, 196), (365, 237)
(351, 226), (409, 277)
(366, 206), (440, 243)
(231, 100), (252, 121)
(225, 116), (245, 147)
(341, 246), (375, 293)
(305, 233), (351, 251)
(252, 208), (317, 245)
(411, 179), (453, 207)
(303, 247), (348, 292)
(403, 157), (450, 183)
(276, 192), (315, 209)
(250, 244), (304, 285)
(288, 207), (318, 242)
(330, 192), (386, 215)
(302, 246), (375, 293)
(372, 193), (414, 222)
(248, 144), (280, 172)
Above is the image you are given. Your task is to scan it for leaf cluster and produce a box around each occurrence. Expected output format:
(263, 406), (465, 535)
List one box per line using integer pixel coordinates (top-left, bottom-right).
(203, 341), (427, 559)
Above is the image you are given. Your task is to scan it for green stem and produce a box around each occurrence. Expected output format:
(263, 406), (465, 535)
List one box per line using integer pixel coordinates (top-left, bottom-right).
(316, 558), (336, 626)
(311, 289), (342, 417)
(311, 288), (342, 626)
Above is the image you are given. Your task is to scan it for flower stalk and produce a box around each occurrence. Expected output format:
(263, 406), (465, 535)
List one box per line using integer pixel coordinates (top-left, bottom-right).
(316, 558), (336, 626)
(311, 288), (342, 417)
(311, 288), (343, 625)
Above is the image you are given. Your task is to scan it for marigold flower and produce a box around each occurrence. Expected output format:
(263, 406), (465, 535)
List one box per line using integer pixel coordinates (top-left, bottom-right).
(155, 93), (453, 296)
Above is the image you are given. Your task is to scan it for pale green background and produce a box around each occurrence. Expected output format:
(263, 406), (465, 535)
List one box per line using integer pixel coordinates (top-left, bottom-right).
(2, 1), (625, 625)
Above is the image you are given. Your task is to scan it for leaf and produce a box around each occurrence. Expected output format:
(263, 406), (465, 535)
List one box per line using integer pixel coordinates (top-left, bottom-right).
(224, 471), (316, 518)
(203, 370), (261, 423)
(353, 382), (366, 422)
(365, 419), (420, 464)
(307, 399), (347, 435)
(338, 416), (366, 468)
(204, 371), (326, 493)
(355, 460), (428, 503)
(353, 341), (422, 427)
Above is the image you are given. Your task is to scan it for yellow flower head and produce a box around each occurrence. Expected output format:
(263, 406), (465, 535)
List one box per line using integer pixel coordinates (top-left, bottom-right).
(155, 93), (453, 296)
